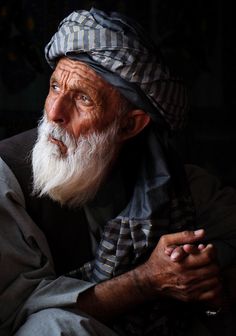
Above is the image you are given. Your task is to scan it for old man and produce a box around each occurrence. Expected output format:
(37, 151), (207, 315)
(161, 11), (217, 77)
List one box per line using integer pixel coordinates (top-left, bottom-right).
(0, 7), (236, 336)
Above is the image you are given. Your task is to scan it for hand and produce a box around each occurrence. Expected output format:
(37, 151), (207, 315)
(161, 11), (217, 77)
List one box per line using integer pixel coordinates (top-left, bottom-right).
(165, 242), (206, 262)
(166, 242), (224, 308)
(139, 230), (223, 305)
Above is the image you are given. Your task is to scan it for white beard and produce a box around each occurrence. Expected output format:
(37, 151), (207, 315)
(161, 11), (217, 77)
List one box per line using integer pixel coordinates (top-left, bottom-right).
(32, 116), (120, 207)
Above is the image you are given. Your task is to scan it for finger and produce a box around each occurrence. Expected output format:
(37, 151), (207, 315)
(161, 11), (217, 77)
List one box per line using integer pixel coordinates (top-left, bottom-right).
(164, 245), (177, 256)
(181, 245), (217, 269)
(161, 229), (205, 247)
(188, 270), (221, 288)
(165, 243), (202, 261)
(186, 269), (221, 293)
(198, 244), (205, 250)
(171, 243), (206, 260)
(197, 283), (223, 303)
(180, 271), (222, 292)
(186, 279), (222, 303)
(169, 274), (222, 303)
(170, 246), (188, 262)
(182, 244), (201, 255)
(197, 243), (216, 255)
(201, 244), (217, 260)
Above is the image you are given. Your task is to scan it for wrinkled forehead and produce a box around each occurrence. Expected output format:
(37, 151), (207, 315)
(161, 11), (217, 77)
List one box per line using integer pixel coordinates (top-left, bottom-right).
(52, 57), (119, 93)
(50, 57), (127, 116)
(53, 57), (102, 81)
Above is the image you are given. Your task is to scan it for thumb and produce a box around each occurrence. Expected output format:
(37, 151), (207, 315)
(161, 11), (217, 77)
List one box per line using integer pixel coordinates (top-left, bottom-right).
(163, 229), (205, 247)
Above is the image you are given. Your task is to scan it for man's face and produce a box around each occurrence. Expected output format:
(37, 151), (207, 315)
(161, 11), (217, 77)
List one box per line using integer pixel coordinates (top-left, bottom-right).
(32, 58), (126, 207)
(45, 57), (123, 142)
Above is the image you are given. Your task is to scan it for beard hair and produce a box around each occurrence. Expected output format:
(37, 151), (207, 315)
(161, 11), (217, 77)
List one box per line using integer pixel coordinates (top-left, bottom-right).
(32, 115), (121, 207)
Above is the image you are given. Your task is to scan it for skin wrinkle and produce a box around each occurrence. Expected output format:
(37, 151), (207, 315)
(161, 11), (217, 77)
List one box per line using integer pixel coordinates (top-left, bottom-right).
(33, 57), (149, 206)
(46, 57), (124, 138)
(50, 74), (102, 110)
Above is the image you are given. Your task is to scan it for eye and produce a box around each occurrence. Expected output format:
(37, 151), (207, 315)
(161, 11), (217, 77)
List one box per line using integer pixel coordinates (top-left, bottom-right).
(51, 82), (60, 92)
(76, 93), (93, 106)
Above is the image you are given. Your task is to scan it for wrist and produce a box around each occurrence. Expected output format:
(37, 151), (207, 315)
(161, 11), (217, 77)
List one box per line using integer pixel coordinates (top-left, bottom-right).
(131, 263), (154, 299)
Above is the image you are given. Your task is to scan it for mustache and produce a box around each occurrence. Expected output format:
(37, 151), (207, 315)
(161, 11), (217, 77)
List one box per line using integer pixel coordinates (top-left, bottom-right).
(32, 114), (121, 207)
(38, 115), (77, 148)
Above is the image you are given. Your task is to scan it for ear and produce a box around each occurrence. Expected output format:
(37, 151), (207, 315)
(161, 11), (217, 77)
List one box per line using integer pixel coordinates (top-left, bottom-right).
(118, 109), (150, 142)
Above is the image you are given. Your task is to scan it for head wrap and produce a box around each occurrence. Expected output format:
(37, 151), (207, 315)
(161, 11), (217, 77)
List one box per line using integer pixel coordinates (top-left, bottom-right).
(45, 7), (188, 130)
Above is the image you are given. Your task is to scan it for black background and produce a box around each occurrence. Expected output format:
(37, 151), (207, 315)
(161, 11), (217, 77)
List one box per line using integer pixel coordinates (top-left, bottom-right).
(0, 0), (235, 186)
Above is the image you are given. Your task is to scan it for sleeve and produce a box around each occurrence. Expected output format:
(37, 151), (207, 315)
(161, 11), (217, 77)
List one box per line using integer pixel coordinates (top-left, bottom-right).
(0, 158), (94, 336)
(185, 164), (236, 269)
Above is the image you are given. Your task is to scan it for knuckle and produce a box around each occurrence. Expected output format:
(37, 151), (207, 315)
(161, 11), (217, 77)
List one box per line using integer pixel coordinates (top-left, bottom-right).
(159, 235), (167, 245)
(182, 230), (190, 238)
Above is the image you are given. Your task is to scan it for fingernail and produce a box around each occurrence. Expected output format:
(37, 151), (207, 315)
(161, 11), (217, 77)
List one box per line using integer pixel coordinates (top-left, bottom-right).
(207, 243), (213, 249)
(198, 244), (205, 250)
(194, 229), (204, 236)
(171, 251), (180, 260)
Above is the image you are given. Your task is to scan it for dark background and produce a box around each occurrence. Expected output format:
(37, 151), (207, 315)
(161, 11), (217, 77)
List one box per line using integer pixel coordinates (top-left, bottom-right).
(0, 0), (235, 186)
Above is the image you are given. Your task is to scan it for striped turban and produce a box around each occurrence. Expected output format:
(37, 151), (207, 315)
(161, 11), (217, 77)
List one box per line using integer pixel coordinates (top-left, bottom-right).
(45, 7), (188, 130)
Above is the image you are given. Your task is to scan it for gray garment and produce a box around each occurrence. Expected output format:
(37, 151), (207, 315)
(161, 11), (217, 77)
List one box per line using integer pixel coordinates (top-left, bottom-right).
(1, 158), (236, 335)
(0, 158), (94, 335)
(14, 308), (118, 336)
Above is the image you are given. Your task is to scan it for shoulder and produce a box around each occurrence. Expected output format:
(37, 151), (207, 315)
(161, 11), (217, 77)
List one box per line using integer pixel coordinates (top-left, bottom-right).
(0, 128), (38, 200)
(0, 157), (25, 206)
(0, 128), (38, 206)
(0, 128), (37, 159)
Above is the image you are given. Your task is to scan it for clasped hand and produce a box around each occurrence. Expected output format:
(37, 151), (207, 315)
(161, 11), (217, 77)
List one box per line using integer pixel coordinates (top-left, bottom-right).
(141, 229), (222, 308)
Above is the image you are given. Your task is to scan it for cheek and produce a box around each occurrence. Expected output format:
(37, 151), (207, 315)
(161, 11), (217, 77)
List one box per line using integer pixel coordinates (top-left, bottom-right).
(44, 94), (54, 112)
(72, 107), (103, 136)
(72, 117), (98, 137)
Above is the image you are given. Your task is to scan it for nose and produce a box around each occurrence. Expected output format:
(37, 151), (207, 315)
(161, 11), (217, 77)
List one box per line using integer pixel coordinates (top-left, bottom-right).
(46, 94), (70, 125)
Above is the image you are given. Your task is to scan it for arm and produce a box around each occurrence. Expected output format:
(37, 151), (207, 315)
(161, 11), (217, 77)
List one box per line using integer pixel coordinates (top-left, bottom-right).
(76, 168), (236, 323)
(15, 164), (231, 327)
(76, 229), (222, 322)
(0, 158), (94, 335)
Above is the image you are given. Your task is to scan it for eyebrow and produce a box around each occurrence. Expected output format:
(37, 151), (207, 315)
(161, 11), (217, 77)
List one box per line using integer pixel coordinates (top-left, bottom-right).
(50, 74), (99, 101)
(50, 75), (58, 84)
(50, 64), (101, 94)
